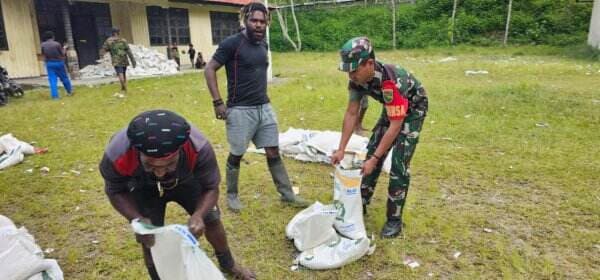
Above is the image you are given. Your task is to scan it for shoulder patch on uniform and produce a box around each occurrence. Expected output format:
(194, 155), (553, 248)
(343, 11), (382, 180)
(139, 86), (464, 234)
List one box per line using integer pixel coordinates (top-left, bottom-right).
(383, 88), (393, 104)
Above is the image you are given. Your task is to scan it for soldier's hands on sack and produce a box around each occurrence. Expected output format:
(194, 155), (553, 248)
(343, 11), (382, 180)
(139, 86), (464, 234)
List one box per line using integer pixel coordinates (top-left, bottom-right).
(361, 157), (377, 176)
(214, 104), (227, 120)
(135, 217), (155, 248)
(188, 213), (205, 238)
(330, 149), (345, 165)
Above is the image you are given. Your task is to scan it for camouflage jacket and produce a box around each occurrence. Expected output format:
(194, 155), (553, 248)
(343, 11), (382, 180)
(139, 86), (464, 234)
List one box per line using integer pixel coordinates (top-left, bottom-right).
(102, 36), (135, 67)
(348, 61), (428, 123)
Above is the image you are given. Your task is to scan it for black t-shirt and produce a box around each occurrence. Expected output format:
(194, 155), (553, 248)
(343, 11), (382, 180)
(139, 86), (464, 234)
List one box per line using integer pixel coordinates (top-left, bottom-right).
(212, 32), (269, 107)
(41, 40), (65, 61)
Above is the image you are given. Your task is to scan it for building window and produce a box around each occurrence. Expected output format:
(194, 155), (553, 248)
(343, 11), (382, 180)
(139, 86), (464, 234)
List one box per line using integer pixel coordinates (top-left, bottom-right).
(0, 2), (8, 50)
(146, 6), (190, 46)
(210, 12), (239, 45)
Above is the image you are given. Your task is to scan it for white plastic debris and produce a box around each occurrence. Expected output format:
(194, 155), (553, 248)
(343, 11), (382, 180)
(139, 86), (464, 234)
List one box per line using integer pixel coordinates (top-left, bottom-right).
(535, 122), (549, 128)
(465, 70), (489, 76)
(79, 44), (179, 79)
(483, 228), (493, 233)
(44, 248), (55, 254)
(453, 251), (462, 259)
(403, 256), (420, 269)
(40, 166), (50, 173)
(438, 57), (457, 63)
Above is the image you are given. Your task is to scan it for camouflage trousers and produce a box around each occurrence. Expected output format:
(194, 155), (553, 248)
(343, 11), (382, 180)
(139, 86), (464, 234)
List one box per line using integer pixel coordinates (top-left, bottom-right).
(361, 114), (425, 222)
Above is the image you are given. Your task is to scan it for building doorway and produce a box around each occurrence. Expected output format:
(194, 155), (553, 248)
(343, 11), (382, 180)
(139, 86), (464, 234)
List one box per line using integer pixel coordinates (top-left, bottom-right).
(34, 0), (112, 68)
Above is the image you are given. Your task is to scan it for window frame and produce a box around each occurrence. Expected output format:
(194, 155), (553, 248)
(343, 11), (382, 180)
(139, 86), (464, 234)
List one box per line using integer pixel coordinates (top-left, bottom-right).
(209, 11), (239, 45)
(146, 6), (190, 46)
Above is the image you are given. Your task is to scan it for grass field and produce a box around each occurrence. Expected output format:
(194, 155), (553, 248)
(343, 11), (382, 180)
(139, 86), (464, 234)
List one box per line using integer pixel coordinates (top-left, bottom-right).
(1, 46), (599, 279)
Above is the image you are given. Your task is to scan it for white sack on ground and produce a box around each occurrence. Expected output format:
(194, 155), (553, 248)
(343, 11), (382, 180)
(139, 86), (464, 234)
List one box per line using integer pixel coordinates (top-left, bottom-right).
(79, 45), (179, 79)
(131, 219), (225, 280)
(333, 167), (367, 240)
(248, 127), (393, 173)
(0, 215), (64, 280)
(285, 201), (338, 251)
(0, 134), (35, 170)
(296, 235), (371, 270)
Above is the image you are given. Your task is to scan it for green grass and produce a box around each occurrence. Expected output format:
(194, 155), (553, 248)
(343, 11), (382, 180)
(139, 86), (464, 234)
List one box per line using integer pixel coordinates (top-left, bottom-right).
(1, 45), (599, 279)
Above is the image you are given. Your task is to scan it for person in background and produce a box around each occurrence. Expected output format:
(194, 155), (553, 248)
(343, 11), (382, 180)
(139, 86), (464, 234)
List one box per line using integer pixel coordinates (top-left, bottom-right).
(40, 31), (73, 99)
(188, 44), (196, 66)
(101, 27), (136, 93)
(195, 51), (206, 69)
(170, 45), (181, 71)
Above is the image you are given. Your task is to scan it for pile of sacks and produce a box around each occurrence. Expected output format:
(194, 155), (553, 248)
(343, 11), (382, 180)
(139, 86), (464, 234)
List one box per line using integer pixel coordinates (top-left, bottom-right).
(79, 45), (179, 79)
(286, 166), (375, 270)
(248, 127), (392, 173)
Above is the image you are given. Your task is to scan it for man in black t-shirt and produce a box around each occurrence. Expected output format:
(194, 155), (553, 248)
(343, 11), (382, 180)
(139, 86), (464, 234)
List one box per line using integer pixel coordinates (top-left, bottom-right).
(204, 2), (309, 212)
(100, 110), (255, 280)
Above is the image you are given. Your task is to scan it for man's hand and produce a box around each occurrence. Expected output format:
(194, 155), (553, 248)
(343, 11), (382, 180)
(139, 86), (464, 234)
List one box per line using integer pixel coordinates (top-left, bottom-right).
(135, 217), (155, 248)
(331, 149), (345, 165)
(361, 157), (378, 176)
(188, 213), (206, 238)
(214, 104), (227, 120)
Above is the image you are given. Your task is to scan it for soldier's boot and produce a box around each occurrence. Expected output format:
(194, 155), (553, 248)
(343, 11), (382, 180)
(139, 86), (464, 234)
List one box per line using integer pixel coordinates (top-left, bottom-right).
(268, 157), (309, 208)
(226, 163), (243, 212)
(381, 188), (407, 238)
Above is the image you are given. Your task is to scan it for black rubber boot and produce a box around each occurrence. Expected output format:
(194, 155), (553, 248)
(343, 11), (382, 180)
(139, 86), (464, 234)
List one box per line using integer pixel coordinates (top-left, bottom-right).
(226, 163), (243, 211)
(267, 157), (309, 207)
(380, 219), (403, 238)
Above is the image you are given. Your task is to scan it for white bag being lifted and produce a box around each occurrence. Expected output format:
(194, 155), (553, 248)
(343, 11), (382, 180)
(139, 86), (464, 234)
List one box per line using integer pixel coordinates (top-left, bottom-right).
(131, 219), (225, 280)
(285, 201), (338, 251)
(333, 167), (366, 240)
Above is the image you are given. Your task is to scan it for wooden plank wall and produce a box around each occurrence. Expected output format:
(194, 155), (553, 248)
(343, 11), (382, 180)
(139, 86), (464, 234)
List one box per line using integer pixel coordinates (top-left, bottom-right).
(0, 0), (41, 78)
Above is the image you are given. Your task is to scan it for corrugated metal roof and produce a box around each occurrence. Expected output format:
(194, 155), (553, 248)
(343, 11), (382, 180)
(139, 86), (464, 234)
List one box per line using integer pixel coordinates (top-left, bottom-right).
(169, 0), (256, 7)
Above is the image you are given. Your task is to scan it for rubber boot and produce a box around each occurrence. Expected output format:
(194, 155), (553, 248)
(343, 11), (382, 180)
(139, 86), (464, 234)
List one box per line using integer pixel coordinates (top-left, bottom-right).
(268, 157), (309, 208)
(226, 163), (243, 211)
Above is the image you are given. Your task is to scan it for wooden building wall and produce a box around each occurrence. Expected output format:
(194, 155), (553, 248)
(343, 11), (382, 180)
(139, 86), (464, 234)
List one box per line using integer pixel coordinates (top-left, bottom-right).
(0, 0), (41, 78)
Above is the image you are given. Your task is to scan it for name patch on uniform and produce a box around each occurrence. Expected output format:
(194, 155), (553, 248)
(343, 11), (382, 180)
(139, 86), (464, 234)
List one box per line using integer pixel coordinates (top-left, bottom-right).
(385, 105), (406, 118)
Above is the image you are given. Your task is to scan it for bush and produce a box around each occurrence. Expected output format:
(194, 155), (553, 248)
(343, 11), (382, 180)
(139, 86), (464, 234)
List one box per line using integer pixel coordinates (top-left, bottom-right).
(269, 0), (593, 51)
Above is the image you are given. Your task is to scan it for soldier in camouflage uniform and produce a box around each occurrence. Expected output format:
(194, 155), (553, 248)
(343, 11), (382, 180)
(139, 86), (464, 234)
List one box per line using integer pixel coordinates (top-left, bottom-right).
(331, 37), (428, 238)
(101, 27), (136, 93)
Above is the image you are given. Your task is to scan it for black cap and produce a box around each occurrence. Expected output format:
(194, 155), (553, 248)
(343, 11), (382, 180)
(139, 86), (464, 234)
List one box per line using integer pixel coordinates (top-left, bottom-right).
(126, 110), (191, 158)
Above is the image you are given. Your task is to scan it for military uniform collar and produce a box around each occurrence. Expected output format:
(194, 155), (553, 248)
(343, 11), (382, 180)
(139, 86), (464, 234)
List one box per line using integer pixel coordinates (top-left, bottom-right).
(356, 61), (384, 89)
